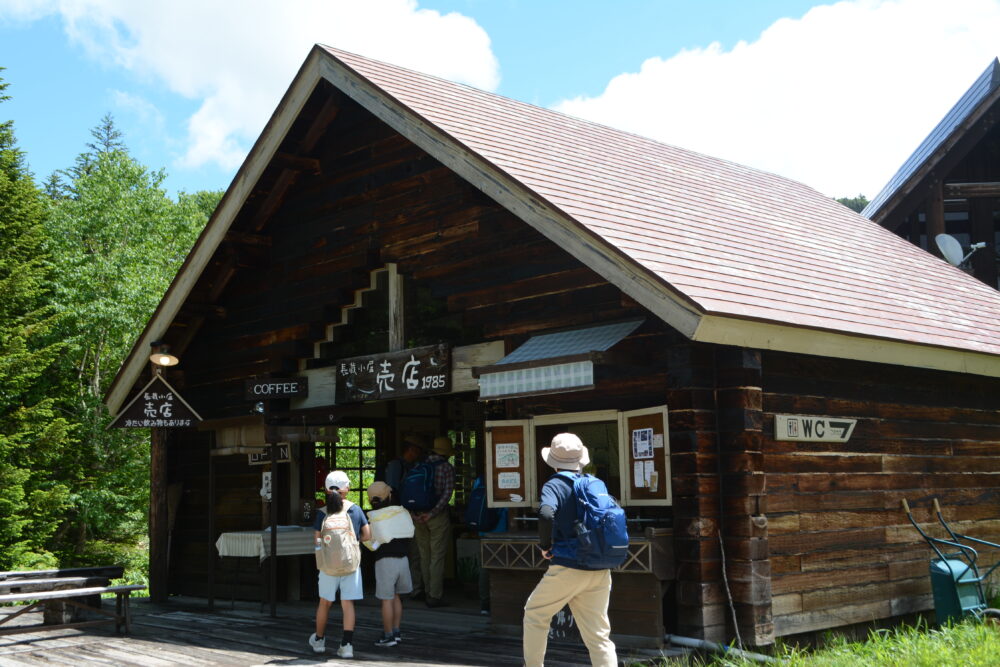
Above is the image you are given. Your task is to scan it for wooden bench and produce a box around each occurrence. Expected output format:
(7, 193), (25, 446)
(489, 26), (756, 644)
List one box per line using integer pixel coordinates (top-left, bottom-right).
(0, 568), (144, 637)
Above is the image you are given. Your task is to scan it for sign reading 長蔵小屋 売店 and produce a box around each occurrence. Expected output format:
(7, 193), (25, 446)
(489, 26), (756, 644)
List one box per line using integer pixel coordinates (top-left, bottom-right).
(110, 374), (202, 428)
(774, 414), (857, 443)
(335, 344), (451, 403)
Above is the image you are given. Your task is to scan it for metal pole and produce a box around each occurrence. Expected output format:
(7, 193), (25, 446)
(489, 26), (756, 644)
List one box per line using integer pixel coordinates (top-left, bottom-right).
(207, 451), (215, 611)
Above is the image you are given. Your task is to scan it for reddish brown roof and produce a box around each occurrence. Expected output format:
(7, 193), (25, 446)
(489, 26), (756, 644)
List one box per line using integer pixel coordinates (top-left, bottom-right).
(326, 46), (1000, 358)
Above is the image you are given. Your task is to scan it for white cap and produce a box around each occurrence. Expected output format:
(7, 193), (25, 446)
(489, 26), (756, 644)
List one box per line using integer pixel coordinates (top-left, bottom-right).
(325, 470), (351, 491)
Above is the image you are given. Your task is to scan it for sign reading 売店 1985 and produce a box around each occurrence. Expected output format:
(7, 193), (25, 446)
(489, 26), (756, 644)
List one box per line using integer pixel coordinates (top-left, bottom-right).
(335, 344), (451, 403)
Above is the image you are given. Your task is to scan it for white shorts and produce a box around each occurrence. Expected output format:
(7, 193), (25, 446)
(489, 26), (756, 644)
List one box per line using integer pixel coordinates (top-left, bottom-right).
(374, 556), (413, 600)
(318, 568), (363, 601)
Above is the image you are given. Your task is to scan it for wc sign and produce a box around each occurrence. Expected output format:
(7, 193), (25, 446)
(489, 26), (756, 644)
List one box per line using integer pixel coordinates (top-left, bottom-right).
(775, 415), (857, 443)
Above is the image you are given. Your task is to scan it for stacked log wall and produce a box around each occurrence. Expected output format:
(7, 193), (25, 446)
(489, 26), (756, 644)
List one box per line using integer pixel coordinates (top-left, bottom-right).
(763, 351), (1000, 637)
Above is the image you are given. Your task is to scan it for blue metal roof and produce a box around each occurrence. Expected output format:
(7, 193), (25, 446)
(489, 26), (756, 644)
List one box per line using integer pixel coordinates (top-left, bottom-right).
(495, 319), (643, 365)
(863, 58), (1000, 220)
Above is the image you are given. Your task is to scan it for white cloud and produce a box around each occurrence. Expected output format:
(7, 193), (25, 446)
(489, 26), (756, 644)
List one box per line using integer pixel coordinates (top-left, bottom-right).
(4, 0), (499, 171)
(553, 0), (1000, 198)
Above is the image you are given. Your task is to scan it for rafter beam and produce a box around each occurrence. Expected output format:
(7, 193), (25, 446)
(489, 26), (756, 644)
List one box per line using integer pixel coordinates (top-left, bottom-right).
(944, 181), (1000, 198)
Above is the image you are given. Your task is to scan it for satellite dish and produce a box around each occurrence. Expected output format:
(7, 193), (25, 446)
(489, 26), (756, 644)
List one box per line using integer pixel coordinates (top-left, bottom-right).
(934, 234), (988, 267)
(935, 234), (964, 266)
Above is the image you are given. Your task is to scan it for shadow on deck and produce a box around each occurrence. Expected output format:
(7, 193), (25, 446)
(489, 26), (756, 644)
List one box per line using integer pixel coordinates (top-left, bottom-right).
(0, 595), (685, 666)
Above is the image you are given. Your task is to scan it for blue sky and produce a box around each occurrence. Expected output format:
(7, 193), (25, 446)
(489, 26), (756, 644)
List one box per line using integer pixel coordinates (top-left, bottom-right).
(2, 1), (999, 199)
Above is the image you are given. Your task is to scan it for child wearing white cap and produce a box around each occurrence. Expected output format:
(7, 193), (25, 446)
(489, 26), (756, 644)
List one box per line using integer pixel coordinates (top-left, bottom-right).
(309, 470), (371, 658)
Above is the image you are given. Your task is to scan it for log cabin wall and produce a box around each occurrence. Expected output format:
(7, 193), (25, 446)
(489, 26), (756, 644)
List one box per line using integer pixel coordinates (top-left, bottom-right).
(763, 350), (1000, 638)
(163, 83), (688, 599)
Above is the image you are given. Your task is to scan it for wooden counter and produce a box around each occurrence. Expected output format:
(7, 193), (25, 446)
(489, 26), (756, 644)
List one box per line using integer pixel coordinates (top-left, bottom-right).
(481, 529), (674, 648)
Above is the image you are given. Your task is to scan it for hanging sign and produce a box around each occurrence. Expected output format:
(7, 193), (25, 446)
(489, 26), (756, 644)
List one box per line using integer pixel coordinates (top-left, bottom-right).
(335, 344), (451, 403)
(248, 444), (291, 466)
(775, 414), (857, 442)
(244, 376), (308, 400)
(109, 374), (202, 428)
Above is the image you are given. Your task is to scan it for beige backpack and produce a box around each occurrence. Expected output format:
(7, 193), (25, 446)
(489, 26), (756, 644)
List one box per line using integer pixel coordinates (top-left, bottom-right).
(315, 500), (361, 576)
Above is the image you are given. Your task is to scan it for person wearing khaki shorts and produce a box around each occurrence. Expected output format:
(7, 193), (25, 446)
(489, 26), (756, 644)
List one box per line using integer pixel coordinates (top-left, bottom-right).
(523, 434), (617, 667)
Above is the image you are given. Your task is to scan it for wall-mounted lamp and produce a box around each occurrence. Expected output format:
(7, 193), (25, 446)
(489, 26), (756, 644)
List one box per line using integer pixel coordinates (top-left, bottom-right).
(149, 341), (180, 368)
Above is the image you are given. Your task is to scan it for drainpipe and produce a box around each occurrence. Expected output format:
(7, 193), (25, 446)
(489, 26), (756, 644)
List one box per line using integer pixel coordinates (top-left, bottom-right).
(664, 634), (778, 663)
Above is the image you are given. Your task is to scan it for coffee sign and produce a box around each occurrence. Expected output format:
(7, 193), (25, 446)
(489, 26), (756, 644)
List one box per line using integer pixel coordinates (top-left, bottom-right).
(244, 377), (308, 400)
(335, 344), (451, 403)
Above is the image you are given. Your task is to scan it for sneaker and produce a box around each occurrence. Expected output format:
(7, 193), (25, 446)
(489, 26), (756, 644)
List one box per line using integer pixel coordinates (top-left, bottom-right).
(393, 633), (401, 643)
(336, 643), (354, 658)
(308, 633), (326, 654)
(374, 636), (397, 647)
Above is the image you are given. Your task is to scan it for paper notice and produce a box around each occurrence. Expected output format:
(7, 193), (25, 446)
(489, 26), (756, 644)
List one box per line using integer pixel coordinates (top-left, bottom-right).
(652, 433), (664, 449)
(498, 472), (520, 489)
(495, 443), (520, 468)
(633, 461), (645, 488)
(632, 428), (654, 459)
(644, 460), (655, 486)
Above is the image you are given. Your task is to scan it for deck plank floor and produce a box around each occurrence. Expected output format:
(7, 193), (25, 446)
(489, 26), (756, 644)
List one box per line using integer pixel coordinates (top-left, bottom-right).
(0, 595), (683, 666)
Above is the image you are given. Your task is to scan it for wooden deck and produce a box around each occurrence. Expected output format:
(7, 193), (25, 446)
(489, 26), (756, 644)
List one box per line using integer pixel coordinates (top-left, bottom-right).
(0, 595), (683, 666)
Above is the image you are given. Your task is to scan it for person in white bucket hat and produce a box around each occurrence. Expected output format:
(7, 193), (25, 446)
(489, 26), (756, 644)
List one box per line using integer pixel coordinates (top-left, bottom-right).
(523, 433), (617, 667)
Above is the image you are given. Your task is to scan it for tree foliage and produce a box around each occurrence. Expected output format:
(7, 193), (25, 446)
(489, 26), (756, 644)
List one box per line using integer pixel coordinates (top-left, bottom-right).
(0, 82), (220, 573)
(836, 194), (870, 214)
(0, 71), (71, 569)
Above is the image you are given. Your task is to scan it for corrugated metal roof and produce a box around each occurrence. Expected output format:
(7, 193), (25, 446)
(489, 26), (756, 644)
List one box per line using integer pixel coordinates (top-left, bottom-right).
(495, 319), (644, 365)
(863, 59), (1000, 219)
(326, 46), (1000, 358)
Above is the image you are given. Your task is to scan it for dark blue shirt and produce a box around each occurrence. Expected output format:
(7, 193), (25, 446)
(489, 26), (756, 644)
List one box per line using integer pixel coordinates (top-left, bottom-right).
(539, 472), (581, 569)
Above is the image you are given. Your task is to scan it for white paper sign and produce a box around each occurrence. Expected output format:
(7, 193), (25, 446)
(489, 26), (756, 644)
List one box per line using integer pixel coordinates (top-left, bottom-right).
(644, 460), (655, 486)
(633, 461), (645, 488)
(652, 434), (664, 449)
(495, 443), (520, 468)
(775, 415), (856, 442)
(632, 428), (654, 459)
(498, 472), (521, 489)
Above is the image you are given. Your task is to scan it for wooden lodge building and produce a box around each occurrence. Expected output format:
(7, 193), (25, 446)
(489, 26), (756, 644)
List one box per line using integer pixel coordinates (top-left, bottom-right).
(864, 58), (1000, 289)
(106, 46), (1000, 647)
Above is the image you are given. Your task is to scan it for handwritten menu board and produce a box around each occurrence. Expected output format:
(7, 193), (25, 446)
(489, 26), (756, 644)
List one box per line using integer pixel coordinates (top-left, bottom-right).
(486, 421), (532, 507)
(621, 406), (671, 505)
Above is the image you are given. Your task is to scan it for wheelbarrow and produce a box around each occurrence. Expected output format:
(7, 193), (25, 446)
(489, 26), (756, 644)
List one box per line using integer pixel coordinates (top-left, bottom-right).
(901, 498), (1000, 624)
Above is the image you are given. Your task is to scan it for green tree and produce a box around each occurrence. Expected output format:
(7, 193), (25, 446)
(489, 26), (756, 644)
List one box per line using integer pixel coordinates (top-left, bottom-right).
(837, 194), (870, 213)
(0, 71), (71, 569)
(41, 116), (219, 567)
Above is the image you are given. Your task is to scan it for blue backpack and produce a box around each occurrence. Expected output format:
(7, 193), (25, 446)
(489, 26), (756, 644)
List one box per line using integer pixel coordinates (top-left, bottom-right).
(400, 459), (444, 511)
(464, 478), (501, 532)
(552, 472), (629, 569)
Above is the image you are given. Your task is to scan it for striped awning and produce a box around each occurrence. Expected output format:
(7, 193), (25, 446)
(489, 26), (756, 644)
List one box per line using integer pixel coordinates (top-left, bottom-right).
(478, 319), (642, 399)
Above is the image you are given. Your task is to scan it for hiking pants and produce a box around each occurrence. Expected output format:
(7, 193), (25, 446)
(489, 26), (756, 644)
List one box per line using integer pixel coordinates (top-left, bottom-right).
(523, 564), (617, 667)
(413, 511), (450, 599)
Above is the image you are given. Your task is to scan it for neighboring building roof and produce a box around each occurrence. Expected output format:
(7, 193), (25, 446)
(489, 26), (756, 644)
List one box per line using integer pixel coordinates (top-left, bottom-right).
(863, 58), (1000, 221)
(106, 46), (1000, 412)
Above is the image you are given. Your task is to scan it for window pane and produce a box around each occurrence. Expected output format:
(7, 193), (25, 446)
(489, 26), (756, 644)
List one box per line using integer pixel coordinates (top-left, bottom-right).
(336, 448), (360, 468)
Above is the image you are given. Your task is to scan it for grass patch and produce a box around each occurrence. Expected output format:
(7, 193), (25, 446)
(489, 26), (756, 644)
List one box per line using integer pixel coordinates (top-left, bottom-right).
(651, 619), (1000, 666)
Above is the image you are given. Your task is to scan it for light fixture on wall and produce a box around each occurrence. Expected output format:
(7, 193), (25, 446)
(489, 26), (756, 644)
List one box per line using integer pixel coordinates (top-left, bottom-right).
(149, 341), (180, 368)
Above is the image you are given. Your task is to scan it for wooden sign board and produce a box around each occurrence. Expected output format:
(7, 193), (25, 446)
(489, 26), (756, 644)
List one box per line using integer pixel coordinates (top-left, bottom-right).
(620, 406), (671, 506)
(485, 420), (533, 507)
(248, 444), (291, 466)
(244, 377), (308, 400)
(775, 415), (857, 442)
(110, 375), (202, 429)
(335, 344), (451, 403)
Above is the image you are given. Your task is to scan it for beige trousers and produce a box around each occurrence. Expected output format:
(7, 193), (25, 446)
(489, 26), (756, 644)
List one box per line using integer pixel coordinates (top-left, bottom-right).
(413, 511), (450, 599)
(523, 564), (617, 667)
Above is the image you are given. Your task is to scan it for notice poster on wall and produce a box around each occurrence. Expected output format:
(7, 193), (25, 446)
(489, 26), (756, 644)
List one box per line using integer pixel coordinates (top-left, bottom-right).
(632, 427), (654, 459)
(498, 472), (521, 489)
(495, 443), (520, 468)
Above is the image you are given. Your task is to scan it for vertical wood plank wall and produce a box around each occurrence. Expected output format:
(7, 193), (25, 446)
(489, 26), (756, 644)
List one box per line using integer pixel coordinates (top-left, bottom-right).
(763, 351), (1000, 637)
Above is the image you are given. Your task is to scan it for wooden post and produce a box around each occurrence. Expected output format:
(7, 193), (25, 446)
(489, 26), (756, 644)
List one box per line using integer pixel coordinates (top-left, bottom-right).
(269, 443), (279, 618)
(926, 180), (945, 255)
(714, 347), (773, 646)
(149, 425), (168, 602)
(207, 450), (215, 611)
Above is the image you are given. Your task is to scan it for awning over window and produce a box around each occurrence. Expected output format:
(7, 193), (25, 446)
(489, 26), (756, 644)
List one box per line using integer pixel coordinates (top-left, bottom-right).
(477, 319), (643, 399)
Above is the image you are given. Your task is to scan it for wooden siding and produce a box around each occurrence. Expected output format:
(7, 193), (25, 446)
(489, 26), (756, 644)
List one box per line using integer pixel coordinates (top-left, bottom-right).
(763, 351), (1000, 637)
